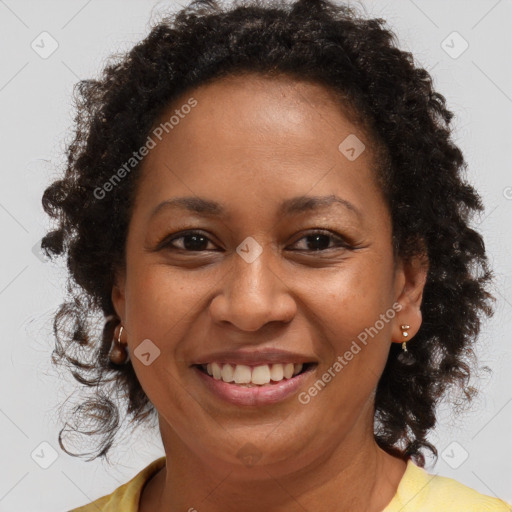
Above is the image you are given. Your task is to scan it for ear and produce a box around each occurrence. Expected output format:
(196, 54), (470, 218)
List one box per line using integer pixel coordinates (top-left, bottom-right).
(392, 243), (429, 345)
(111, 266), (127, 325)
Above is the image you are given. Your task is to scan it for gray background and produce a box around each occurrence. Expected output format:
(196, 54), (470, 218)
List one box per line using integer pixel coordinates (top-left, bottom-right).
(0, 0), (511, 510)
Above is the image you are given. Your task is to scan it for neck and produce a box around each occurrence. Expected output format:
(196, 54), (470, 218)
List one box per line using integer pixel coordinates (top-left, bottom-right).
(140, 416), (407, 512)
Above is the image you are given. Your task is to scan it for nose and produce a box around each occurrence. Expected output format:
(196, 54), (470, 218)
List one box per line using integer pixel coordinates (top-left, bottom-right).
(209, 248), (297, 332)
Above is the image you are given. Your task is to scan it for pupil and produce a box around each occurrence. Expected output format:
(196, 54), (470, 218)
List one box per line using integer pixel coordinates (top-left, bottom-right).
(306, 234), (330, 251)
(184, 234), (208, 251)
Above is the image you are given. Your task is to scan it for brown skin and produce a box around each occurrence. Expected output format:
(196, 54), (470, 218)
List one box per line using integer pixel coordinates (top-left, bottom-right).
(112, 74), (428, 512)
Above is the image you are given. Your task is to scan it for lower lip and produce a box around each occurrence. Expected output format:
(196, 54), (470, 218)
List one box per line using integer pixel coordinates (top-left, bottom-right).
(193, 365), (316, 406)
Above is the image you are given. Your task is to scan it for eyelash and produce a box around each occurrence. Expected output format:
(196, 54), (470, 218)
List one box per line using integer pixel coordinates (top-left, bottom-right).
(157, 229), (353, 253)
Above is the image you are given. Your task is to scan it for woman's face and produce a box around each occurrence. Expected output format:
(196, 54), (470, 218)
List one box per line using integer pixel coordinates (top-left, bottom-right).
(112, 73), (426, 474)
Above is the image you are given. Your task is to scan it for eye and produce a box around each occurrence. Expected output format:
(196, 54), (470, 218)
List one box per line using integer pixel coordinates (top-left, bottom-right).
(158, 229), (351, 253)
(160, 231), (218, 252)
(289, 230), (352, 252)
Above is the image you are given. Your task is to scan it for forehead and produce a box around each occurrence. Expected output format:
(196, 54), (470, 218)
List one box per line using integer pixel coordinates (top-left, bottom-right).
(133, 73), (387, 225)
(154, 72), (366, 147)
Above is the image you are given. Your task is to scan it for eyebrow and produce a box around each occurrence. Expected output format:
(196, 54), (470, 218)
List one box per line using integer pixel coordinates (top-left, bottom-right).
(149, 194), (362, 221)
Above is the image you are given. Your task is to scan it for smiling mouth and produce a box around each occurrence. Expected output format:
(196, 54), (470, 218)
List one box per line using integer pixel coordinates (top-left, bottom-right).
(194, 362), (317, 387)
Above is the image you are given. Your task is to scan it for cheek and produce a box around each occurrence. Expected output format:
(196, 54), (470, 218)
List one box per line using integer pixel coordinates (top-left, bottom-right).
(309, 261), (396, 410)
(316, 254), (395, 348)
(121, 263), (203, 412)
(123, 262), (216, 339)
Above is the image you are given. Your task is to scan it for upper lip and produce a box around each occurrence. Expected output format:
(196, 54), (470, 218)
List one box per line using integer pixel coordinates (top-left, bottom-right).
(191, 348), (318, 367)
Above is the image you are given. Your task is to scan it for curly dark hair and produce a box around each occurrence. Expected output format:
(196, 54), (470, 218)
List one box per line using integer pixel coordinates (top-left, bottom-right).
(41, 0), (495, 465)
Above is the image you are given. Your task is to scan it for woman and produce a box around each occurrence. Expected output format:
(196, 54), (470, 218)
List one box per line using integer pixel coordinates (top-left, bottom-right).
(41, 0), (511, 510)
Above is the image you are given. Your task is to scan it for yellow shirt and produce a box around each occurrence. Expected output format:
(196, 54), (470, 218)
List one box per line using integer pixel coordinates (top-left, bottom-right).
(68, 456), (511, 512)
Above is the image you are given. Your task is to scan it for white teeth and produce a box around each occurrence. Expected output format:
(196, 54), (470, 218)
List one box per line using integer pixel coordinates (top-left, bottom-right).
(233, 364), (252, 384)
(203, 362), (307, 385)
(221, 363), (234, 382)
(270, 363), (284, 381)
(211, 362), (222, 380)
(283, 363), (294, 379)
(251, 365), (271, 385)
